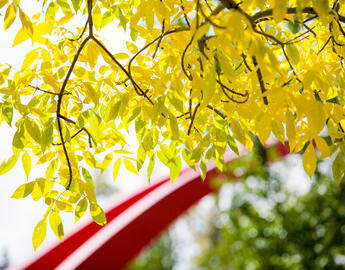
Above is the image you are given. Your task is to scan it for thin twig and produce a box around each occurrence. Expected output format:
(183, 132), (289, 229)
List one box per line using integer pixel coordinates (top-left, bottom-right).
(188, 103), (200, 135)
(252, 56), (268, 105)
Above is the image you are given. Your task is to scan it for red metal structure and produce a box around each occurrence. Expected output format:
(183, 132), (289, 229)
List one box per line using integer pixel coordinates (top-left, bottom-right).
(19, 141), (289, 270)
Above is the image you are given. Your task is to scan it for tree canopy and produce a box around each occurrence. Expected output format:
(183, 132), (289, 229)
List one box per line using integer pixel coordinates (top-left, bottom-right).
(1, 0), (345, 249)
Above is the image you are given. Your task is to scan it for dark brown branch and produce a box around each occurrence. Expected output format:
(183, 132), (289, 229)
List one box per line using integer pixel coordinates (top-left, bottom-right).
(181, 36), (194, 80)
(56, 36), (90, 190)
(216, 74), (249, 99)
(88, 0), (93, 37)
(180, 0), (191, 27)
(188, 103), (200, 135)
(281, 45), (302, 83)
(152, 20), (165, 59)
(58, 114), (93, 147)
(252, 56), (268, 105)
(317, 36), (332, 55)
(241, 54), (252, 72)
(199, 1), (226, 29)
(206, 105), (226, 119)
(69, 17), (89, 42)
(252, 7), (345, 24)
(28, 85), (70, 96)
(92, 37), (154, 105)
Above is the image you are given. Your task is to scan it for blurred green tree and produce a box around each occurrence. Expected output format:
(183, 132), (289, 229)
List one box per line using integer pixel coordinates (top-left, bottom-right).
(127, 148), (345, 269)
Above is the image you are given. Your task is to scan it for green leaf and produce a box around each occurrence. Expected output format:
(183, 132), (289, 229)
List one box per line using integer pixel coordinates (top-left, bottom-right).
(113, 158), (121, 181)
(101, 153), (113, 173)
(75, 197), (88, 222)
(49, 211), (64, 241)
(200, 160), (207, 180)
(169, 112), (179, 140)
(227, 135), (239, 155)
(169, 156), (181, 183)
(147, 155), (155, 181)
(46, 1), (58, 16)
(41, 123), (53, 152)
(84, 82), (99, 105)
(22, 152), (31, 180)
(45, 159), (58, 180)
(130, 28), (138, 41)
(0, 154), (18, 176)
(101, 10), (115, 29)
(333, 150), (345, 185)
(2, 98), (13, 126)
(71, 0), (82, 12)
(11, 181), (35, 198)
(81, 167), (94, 188)
(25, 119), (41, 143)
(115, 6), (128, 31)
(32, 218), (47, 251)
(137, 144), (146, 171)
(286, 44), (299, 65)
(90, 203), (106, 225)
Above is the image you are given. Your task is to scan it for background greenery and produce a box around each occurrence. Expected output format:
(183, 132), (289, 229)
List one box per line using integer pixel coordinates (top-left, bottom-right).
(127, 148), (345, 270)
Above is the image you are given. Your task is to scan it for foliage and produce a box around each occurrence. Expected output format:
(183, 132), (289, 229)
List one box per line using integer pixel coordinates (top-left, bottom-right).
(126, 234), (175, 270)
(0, 0), (345, 248)
(127, 157), (345, 269)
(196, 162), (345, 270)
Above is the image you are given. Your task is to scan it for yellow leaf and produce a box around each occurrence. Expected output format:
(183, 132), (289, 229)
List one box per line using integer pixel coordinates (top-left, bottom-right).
(113, 150), (133, 155)
(273, 0), (288, 23)
(42, 73), (60, 93)
(75, 198), (88, 222)
(256, 114), (271, 145)
(22, 49), (39, 70)
(0, 154), (18, 176)
(0, 0), (8, 9)
(303, 143), (317, 179)
(11, 181), (35, 198)
(32, 218), (47, 251)
(4, 3), (17, 30)
(56, 200), (73, 212)
(312, 0), (330, 24)
(285, 44), (299, 65)
(12, 26), (30, 46)
(271, 120), (285, 143)
(49, 211), (64, 241)
(87, 41), (99, 69)
(203, 65), (216, 105)
(113, 53), (129, 60)
(19, 8), (33, 36)
(126, 41), (138, 54)
(90, 203), (106, 225)
(123, 159), (138, 175)
(285, 110), (296, 141)
(113, 159), (121, 181)
(315, 136), (330, 158)
(22, 152), (31, 180)
(101, 153), (113, 172)
(83, 82), (99, 105)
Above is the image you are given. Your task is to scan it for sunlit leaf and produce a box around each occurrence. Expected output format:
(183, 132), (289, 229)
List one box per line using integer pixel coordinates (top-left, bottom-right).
(303, 143), (317, 179)
(32, 218), (47, 250)
(49, 211), (64, 241)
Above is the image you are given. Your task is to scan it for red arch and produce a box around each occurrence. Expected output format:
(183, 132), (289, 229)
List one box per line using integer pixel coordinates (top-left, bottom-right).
(21, 141), (288, 270)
